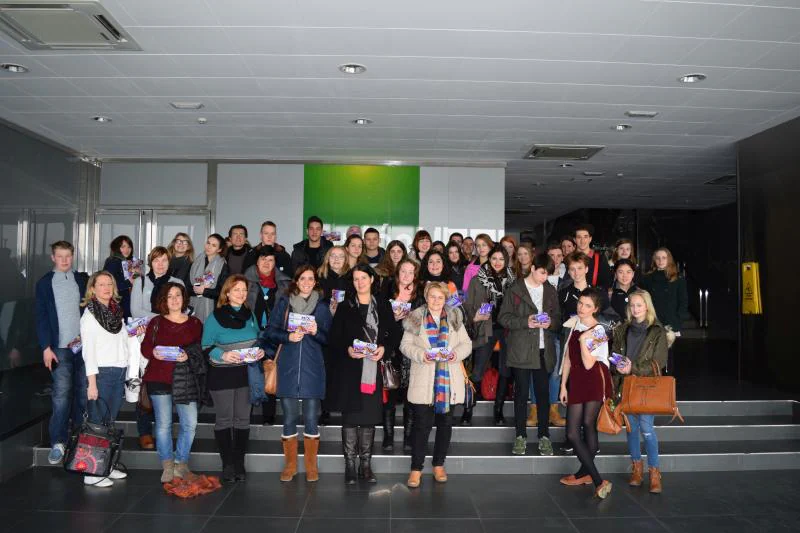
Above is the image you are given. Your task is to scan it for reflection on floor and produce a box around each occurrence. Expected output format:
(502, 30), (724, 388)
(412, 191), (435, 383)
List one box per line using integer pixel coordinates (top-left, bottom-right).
(1, 468), (798, 533)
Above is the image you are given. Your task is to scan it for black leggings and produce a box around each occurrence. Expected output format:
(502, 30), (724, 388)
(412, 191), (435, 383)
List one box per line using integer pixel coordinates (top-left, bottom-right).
(566, 401), (603, 487)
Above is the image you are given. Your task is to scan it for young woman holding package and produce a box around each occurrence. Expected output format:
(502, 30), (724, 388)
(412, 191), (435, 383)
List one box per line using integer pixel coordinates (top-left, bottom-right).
(327, 264), (395, 484)
(266, 265), (333, 483)
(383, 258), (420, 452)
(559, 288), (614, 499)
(245, 246), (291, 426)
(499, 253), (561, 456)
(167, 233), (195, 289)
(80, 272), (129, 487)
(103, 235), (139, 318)
(318, 246), (349, 310)
(463, 245), (515, 425)
(140, 282), (205, 483)
(611, 289), (668, 493)
(190, 233), (230, 323)
(400, 282), (472, 488)
(202, 274), (264, 483)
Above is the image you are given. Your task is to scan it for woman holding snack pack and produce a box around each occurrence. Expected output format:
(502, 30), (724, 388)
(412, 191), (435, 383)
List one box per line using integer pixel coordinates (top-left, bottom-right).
(328, 264), (396, 484)
(318, 246), (349, 314)
(383, 258), (420, 452)
(103, 235), (139, 318)
(400, 281), (473, 488)
(79, 271), (129, 487)
(499, 253), (561, 456)
(559, 287), (614, 499)
(266, 265), (332, 483)
(140, 282), (204, 483)
(611, 289), (668, 493)
(190, 233), (230, 323)
(463, 244), (515, 426)
(202, 274), (264, 483)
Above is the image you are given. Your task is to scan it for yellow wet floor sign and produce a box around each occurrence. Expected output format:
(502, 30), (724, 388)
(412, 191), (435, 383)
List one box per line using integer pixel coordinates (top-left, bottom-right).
(742, 262), (763, 315)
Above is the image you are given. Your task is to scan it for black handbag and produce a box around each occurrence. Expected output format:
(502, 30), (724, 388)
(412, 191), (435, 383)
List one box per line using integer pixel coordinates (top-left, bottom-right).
(380, 359), (400, 390)
(63, 398), (124, 479)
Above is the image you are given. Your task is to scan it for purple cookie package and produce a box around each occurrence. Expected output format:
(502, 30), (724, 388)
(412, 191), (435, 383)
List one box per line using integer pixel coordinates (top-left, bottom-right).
(426, 347), (451, 362)
(390, 299), (412, 313)
(478, 302), (494, 315)
(353, 339), (378, 355)
(154, 345), (184, 362)
(288, 312), (316, 333)
(331, 289), (346, 303)
(534, 312), (550, 323)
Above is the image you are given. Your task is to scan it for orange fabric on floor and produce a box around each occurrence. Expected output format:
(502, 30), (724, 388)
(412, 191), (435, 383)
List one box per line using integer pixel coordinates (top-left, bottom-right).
(163, 474), (222, 498)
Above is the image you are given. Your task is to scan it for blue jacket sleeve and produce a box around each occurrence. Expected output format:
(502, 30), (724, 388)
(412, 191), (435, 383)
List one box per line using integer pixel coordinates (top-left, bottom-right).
(266, 296), (291, 347)
(34, 276), (53, 350)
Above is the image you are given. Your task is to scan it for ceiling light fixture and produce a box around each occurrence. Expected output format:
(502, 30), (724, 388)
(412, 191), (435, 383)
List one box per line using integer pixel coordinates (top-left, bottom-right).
(170, 101), (204, 110)
(583, 171), (605, 177)
(613, 124), (632, 131)
(678, 73), (706, 83)
(352, 118), (372, 125)
(339, 63), (367, 75)
(559, 162), (573, 168)
(92, 116), (111, 123)
(197, 117), (207, 125)
(512, 195), (525, 200)
(0, 63), (28, 73)
(625, 110), (659, 118)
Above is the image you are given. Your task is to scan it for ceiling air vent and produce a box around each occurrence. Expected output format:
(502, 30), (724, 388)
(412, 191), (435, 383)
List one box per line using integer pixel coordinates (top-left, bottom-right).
(524, 144), (604, 161)
(0, 2), (140, 51)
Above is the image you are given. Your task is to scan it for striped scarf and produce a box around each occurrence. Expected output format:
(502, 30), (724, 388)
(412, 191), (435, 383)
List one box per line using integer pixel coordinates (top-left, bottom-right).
(425, 309), (451, 414)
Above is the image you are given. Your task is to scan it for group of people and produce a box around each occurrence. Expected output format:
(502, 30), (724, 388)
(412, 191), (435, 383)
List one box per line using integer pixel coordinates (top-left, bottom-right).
(36, 216), (687, 498)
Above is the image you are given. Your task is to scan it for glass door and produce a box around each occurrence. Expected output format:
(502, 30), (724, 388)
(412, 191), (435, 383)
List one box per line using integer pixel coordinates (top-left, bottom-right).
(152, 211), (209, 258)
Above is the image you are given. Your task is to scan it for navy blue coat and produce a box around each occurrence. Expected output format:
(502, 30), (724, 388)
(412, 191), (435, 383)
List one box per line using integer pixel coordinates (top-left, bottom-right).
(35, 270), (88, 351)
(265, 294), (332, 400)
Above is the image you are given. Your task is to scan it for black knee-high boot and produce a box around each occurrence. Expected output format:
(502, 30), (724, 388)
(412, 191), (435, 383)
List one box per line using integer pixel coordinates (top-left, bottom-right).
(214, 429), (235, 483)
(342, 426), (358, 484)
(233, 428), (250, 481)
(494, 376), (508, 426)
(382, 407), (395, 451)
(403, 403), (414, 450)
(357, 426), (377, 483)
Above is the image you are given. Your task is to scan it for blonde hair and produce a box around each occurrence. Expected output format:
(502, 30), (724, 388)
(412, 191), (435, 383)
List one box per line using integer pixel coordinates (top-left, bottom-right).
(626, 289), (658, 327)
(167, 232), (195, 263)
(424, 281), (450, 301)
(317, 245), (348, 279)
(81, 271), (120, 307)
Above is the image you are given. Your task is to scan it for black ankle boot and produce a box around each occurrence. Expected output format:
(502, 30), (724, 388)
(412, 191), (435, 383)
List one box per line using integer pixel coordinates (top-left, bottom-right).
(382, 408), (395, 451)
(342, 426), (358, 485)
(262, 396), (276, 426)
(214, 429), (236, 483)
(357, 426), (377, 483)
(460, 406), (473, 426)
(233, 428), (249, 481)
(494, 377), (507, 425)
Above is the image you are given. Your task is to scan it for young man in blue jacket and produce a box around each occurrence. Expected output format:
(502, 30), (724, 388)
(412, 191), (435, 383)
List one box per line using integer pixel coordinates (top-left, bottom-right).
(35, 241), (89, 465)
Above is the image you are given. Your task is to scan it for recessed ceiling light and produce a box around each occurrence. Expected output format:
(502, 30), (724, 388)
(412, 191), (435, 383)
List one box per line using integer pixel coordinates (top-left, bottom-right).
(352, 118), (372, 125)
(197, 117), (207, 125)
(616, 173), (624, 177)
(527, 203), (544, 207)
(0, 63), (28, 73)
(678, 73), (706, 83)
(170, 101), (204, 110)
(512, 195), (525, 199)
(559, 162), (573, 168)
(92, 116), (111, 123)
(583, 171), (605, 177)
(339, 63), (367, 75)
(613, 124), (632, 131)
(625, 110), (659, 118)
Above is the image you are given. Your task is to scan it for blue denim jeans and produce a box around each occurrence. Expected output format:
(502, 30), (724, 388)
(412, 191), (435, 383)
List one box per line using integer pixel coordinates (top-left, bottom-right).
(49, 348), (88, 446)
(280, 397), (320, 438)
(151, 394), (198, 463)
(626, 414), (659, 467)
(529, 337), (562, 405)
(87, 367), (126, 425)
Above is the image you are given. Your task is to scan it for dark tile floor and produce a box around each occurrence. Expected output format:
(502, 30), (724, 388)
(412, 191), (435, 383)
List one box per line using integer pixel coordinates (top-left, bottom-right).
(1, 468), (798, 533)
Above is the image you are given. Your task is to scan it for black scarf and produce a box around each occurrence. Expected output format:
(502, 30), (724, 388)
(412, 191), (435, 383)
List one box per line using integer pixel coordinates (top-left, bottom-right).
(423, 272), (448, 283)
(87, 298), (123, 334)
(148, 271), (171, 311)
(213, 304), (252, 330)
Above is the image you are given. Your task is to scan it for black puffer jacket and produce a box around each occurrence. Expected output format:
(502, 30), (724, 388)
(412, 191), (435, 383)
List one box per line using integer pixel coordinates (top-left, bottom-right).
(172, 342), (211, 406)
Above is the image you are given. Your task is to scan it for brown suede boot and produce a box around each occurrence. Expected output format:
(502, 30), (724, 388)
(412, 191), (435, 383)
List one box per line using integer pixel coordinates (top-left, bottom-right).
(629, 460), (644, 486)
(280, 437), (298, 482)
(304, 437), (320, 483)
(649, 467), (662, 493)
(549, 404), (566, 427)
(526, 405), (538, 427)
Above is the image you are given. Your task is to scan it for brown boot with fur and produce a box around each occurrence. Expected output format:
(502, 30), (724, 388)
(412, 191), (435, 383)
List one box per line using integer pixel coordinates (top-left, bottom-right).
(629, 460), (644, 486)
(649, 466), (662, 493)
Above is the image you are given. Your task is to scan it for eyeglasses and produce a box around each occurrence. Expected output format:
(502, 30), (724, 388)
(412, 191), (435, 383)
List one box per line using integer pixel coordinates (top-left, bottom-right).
(175, 239), (189, 245)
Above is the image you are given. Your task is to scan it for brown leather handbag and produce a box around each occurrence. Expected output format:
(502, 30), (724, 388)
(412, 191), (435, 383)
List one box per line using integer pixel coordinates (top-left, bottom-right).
(263, 307), (290, 396)
(614, 360), (685, 432)
(596, 364), (622, 435)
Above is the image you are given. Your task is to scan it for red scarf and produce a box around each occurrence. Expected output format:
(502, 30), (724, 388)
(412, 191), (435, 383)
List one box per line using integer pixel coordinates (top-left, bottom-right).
(258, 270), (276, 289)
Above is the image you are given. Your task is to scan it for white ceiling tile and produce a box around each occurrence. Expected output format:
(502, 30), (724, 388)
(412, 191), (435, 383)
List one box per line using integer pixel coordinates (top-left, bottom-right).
(714, 5), (800, 41)
(719, 68), (791, 91)
(170, 55), (252, 77)
(29, 55), (124, 78)
(635, 2), (747, 38)
(0, 81), (27, 97)
(750, 43), (800, 69)
(773, 71), (800, 92)
(113, 0), (219, 26)
(100, 55), (182, 77)
(2, 78), (87, 97)
(70, 78), (148, 97)
(194, 78), (262, 97)
(126, 28), (239, 54)
(611, 36), (703, 64)
(681, 39), (777, 68)
(129, 78), (204, 97)
(0, 97), (53, 112)
(37, 97), (112, 113)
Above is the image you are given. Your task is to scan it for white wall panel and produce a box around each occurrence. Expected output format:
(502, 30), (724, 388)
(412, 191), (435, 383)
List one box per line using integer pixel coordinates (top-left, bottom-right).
(216, 164), (305, 248)
(419, 167), (505, 242)
(100, 163), (207, 206)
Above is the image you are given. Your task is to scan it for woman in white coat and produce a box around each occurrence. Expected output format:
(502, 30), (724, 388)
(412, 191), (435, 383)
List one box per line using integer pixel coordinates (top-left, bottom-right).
(400, 282), (472, 488)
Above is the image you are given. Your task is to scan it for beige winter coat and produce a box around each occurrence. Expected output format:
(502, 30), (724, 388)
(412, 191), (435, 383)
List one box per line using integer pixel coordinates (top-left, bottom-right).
(400, 305), (473, 406)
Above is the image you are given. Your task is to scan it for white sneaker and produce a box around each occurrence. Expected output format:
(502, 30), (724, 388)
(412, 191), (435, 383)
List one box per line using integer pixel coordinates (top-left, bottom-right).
(108, 469), (127, 480)
(84, 476), (113, 487)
